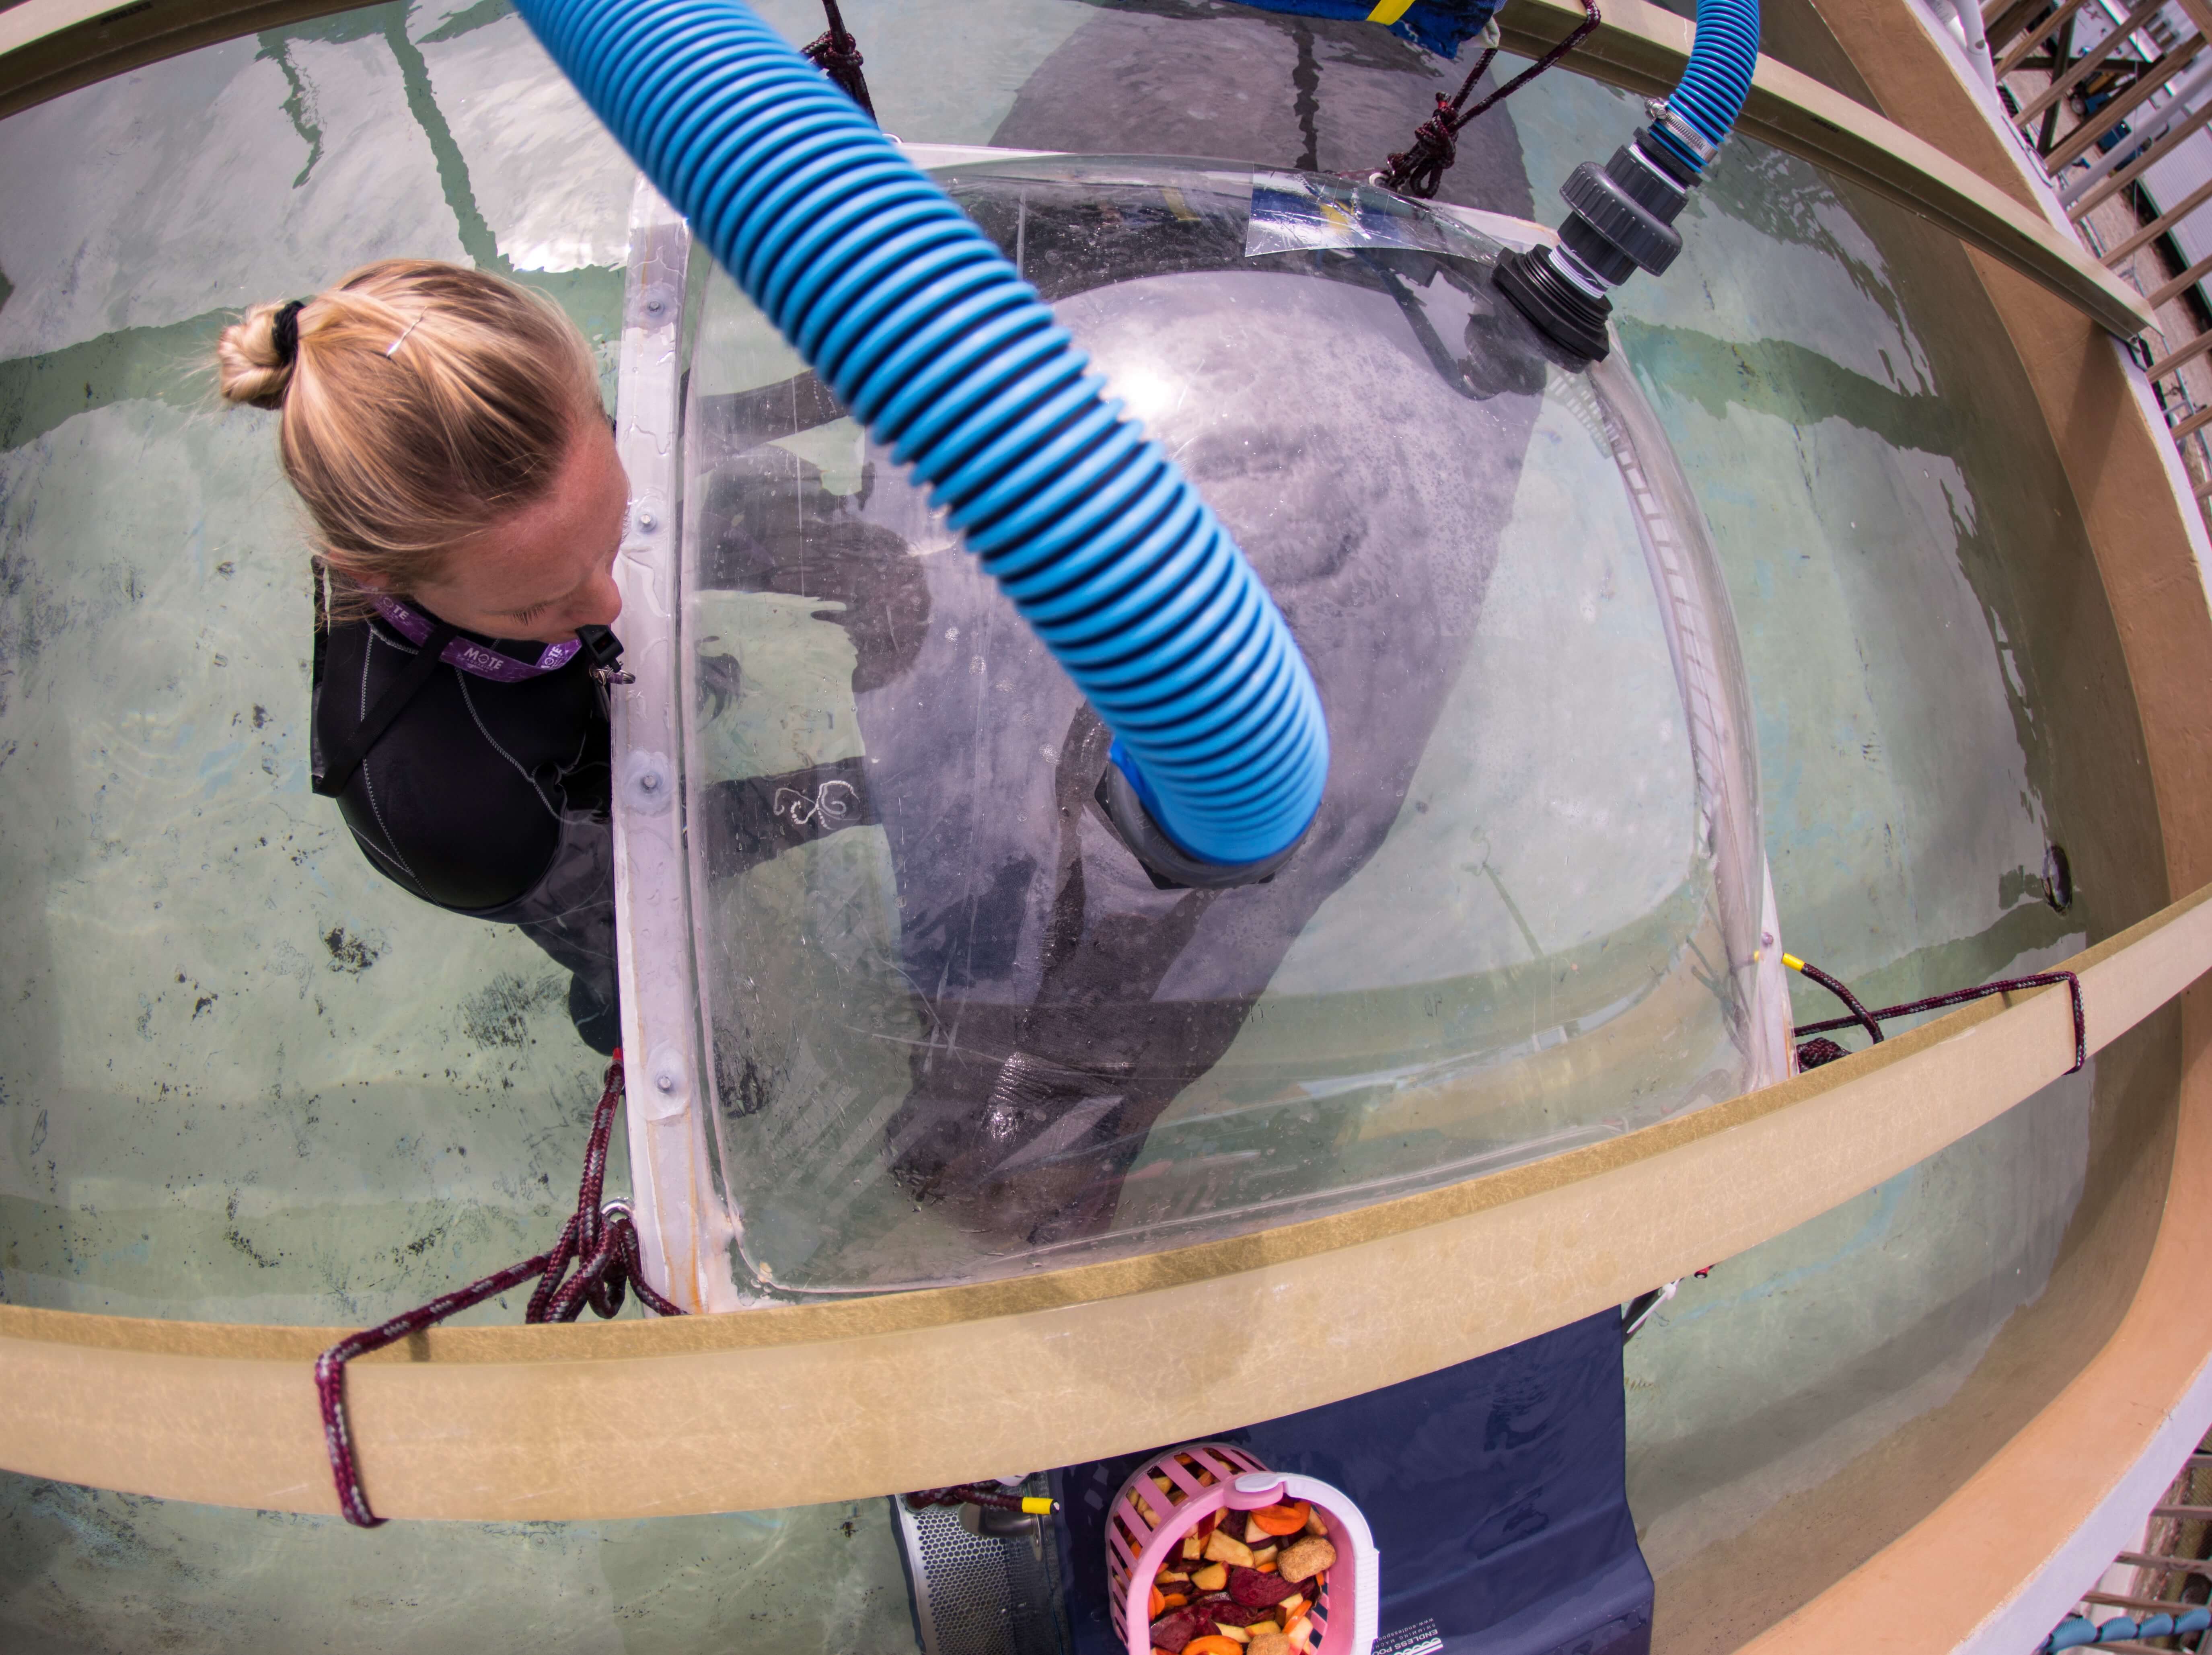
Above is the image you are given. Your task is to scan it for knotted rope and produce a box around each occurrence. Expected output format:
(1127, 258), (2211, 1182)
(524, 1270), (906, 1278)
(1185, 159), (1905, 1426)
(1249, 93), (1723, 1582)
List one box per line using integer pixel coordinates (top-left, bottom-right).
(1787, 958), (2087, 1075)
(316, 1056), (683, 1528)
(802, 0), (876, 121)
(1376, 0), (1602, 199)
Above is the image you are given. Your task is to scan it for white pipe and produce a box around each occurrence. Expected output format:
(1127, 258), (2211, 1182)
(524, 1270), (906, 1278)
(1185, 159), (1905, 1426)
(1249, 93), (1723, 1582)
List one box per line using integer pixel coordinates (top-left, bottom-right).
(1947, 0), (2003, 88)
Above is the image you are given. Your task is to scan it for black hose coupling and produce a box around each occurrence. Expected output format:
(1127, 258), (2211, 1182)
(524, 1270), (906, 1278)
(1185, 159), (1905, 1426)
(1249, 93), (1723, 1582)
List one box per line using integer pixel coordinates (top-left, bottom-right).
(1495, 126), (1700, 363)
(1096, 747), (1304, 891)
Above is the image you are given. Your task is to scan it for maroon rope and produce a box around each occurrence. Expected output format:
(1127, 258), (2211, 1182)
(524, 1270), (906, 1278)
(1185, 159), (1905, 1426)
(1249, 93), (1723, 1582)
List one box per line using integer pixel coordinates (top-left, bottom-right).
(1791, 957), (1885, 1048)
(1793, 970), (2088, 1075)
(803, 0), (876, 121)
(315, 1057), (684, 1528)
(1376, 0), (1602, 198)
(1793, 1035), (1850, 1069)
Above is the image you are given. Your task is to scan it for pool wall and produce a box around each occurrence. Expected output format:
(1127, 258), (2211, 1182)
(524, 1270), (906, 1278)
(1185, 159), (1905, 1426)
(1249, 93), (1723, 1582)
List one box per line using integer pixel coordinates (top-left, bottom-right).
(1697, 0), (2212, 1650)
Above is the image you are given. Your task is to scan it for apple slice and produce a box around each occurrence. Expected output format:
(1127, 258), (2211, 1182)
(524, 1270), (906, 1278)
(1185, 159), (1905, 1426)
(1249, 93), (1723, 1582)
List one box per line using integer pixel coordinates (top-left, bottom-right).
(1192, 1563), (1228, 1592)
(1211, 1625), (1251, 1646)
(1203, 1530), (1256, 1568)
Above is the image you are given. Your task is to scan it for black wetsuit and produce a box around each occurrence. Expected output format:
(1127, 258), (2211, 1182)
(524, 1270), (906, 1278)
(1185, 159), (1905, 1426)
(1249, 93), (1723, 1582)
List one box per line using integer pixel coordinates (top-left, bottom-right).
(312, 610), (620, 1031)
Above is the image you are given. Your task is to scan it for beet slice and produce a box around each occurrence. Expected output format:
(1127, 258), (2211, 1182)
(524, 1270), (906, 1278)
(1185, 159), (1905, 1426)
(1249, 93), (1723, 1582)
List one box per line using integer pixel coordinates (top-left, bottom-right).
(1228, 1566), (1301, 1608)
(1147, 1605), (1214, 1652)
(1210, 1599), (1289, 1626)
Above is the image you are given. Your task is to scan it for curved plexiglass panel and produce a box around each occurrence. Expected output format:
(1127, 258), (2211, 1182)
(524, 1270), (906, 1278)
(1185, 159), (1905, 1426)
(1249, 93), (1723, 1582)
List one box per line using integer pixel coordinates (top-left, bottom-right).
(677, 159), (1772, 1295)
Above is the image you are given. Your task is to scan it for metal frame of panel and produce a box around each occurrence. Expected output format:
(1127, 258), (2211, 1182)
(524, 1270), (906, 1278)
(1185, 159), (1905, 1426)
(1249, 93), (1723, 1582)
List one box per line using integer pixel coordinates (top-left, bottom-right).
(608, 179), (740, 1314)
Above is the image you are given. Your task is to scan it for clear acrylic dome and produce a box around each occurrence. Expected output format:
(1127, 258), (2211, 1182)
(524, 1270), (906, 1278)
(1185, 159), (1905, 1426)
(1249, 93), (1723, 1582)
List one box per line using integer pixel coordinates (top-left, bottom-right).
(675, 157), (1777, 1295)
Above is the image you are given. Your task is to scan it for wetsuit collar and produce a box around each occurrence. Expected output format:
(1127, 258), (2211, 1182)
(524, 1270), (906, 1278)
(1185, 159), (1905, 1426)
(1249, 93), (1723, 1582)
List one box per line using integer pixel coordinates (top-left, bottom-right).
(370, 594), (584, 683)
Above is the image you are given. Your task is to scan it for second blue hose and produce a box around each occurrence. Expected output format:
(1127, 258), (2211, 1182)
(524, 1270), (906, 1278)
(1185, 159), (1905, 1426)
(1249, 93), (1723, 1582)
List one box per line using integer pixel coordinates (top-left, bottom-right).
(515, 0), (1328, 869)
(1661, 0), (1761, 170)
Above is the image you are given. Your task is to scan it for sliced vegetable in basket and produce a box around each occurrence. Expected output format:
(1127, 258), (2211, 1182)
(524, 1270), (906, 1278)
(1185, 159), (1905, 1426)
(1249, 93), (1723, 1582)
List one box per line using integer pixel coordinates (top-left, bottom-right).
(1227, 1565), (1300, 1607)
(1203, 1529), (1256, 1568)
(1245, 1501), (1311, 1539)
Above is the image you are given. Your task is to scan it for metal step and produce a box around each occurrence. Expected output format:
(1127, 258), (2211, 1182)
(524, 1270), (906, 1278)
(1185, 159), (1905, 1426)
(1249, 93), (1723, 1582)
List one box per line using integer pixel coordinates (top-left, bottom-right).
(892, 1485), (1070, 1655)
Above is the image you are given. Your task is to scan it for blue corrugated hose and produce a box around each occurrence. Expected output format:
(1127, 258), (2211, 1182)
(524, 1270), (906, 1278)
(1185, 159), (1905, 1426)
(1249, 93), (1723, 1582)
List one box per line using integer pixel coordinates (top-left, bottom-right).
(1660, 0), (1761, 171)
(514, 0), (1328, 870)
(2045, 1607), (2212, 1650)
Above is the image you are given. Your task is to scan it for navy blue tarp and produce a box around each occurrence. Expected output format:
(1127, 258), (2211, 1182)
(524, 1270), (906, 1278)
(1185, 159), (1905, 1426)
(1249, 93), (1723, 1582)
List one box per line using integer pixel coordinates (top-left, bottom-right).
(1227, 0), (1508, 58)
(1052, 1310), (1652, 1655)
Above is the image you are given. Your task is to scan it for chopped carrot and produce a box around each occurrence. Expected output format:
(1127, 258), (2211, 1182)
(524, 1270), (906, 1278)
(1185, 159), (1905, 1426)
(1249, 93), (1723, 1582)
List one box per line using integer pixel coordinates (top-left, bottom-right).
(1250, 1501), (1310, 1537)
(1149, 1586), (1166, 1619)
(1256, 1560), (1277, 1574)
(1162, 1593), (1188, 1609)
(1184, 1639), (1244, 1655)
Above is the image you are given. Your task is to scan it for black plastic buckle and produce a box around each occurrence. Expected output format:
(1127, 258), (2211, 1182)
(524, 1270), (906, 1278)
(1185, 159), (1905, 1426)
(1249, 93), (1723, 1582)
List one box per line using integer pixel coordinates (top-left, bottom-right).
(575, 624), (634, 687)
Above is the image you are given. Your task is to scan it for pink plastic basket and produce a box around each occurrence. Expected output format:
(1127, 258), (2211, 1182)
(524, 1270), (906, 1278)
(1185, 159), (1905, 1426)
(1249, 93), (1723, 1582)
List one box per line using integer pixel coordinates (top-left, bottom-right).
(1105, 1442), (1378, 1655)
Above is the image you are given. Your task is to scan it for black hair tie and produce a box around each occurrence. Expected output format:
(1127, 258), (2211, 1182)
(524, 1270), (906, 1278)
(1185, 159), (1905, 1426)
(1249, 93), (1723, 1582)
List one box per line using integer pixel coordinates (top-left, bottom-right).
(271, 299), (308, 368)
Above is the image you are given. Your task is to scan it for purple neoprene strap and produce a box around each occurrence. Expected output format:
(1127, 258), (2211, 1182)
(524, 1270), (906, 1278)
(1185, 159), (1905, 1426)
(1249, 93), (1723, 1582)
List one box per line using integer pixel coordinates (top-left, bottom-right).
(371, 594), (582, 683)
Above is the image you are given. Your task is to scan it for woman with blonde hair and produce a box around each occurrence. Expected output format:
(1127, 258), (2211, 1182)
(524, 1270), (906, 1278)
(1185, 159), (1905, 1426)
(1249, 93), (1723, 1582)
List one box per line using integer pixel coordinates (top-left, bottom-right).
(218, 259), (629, 1051)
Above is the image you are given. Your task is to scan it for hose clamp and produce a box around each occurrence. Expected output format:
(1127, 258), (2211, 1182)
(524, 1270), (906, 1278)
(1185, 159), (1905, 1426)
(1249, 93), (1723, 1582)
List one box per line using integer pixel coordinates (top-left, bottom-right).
(1645, 98), (1722, 166)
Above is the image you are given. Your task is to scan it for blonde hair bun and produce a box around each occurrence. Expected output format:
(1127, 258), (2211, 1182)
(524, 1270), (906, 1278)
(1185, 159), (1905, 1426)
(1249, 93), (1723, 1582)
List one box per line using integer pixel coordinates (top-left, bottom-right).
(216, 299), (304, 410)
(210, 261), (603, 612)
